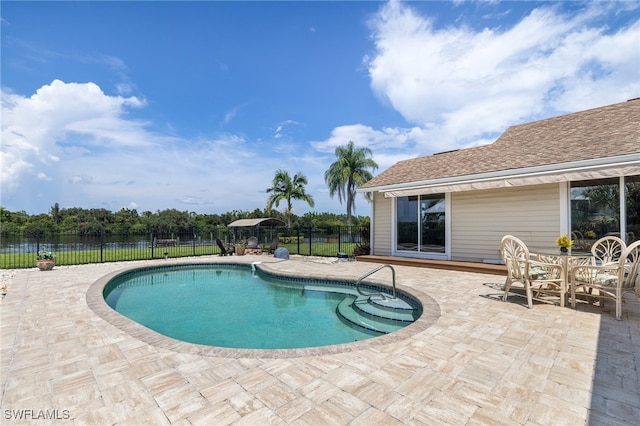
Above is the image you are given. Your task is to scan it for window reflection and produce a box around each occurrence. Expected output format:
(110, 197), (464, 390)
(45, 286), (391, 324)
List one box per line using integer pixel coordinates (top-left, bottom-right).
(626, 175), (640, 243)
(397, 194), (445, 253)
(420, 196), (445, 253)
(571, 175), (639, 246)
(397, 196), (418, 251)
(571, 178), (619, 241)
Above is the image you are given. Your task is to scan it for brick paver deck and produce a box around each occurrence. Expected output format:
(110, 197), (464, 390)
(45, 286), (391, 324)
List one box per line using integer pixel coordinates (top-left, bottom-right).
(1, 256), (638, 425)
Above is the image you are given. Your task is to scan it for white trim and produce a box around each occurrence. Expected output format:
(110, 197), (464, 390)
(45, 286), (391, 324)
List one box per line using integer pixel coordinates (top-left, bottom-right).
(391, 197), (397, 256)
(369, 197), (375, 256)
(559, 182), (569, 235)
(392, 251), (448, 261)
(391, 193), (449, 260)
(620, 175), (626, 240)
(445, 193), (451, 260)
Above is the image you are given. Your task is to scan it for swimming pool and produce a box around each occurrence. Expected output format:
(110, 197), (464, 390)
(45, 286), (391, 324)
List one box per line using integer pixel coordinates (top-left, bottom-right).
(101, 263), (423, 350)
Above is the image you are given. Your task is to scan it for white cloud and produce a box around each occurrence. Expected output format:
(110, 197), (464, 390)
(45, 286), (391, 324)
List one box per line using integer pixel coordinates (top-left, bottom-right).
(273, 120), (301, 139)
(311, 123), (421, 154)
(1, 80), (147, 194)
(0, 80), (275, 214)
(36, 172), (52, 181)
(365, 1), (640, 152)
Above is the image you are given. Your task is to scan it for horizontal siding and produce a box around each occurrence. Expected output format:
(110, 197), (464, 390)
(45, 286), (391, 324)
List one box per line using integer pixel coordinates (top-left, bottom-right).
(372, 193), (392, 256)
(451, 184), (561, 262)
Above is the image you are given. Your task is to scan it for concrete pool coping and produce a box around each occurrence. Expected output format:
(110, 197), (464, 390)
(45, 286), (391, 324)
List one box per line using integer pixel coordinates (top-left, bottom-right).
(1, 255), (639, 424)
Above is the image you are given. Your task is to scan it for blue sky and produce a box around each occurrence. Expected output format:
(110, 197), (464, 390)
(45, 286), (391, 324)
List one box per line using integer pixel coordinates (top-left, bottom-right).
(2, 1), (639, 216)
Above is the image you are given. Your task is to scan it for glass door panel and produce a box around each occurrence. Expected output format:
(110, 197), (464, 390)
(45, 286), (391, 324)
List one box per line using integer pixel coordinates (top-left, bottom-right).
(420, 195), (445, 253)
(396, 196), (418, 252)
(626, 175), (640, 243)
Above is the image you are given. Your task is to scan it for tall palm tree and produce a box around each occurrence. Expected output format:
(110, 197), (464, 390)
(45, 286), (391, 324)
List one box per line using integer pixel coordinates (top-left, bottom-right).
(266, 169), (315, 228)
(324, 140), (378, 228)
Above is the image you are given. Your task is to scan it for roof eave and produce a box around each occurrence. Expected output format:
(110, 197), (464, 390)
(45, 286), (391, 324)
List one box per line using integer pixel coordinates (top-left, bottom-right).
(358, 153), (640, 193)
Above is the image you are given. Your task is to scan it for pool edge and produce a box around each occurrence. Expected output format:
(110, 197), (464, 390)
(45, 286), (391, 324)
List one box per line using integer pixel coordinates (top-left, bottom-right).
(86, 258), (441, 359)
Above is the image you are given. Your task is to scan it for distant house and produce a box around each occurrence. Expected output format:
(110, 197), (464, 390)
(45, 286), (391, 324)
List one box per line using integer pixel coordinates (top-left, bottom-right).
(359, 99), (640, 263)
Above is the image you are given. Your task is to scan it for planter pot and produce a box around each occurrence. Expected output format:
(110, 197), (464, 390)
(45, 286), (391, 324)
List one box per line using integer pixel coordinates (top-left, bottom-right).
(235, 247), (245, 256)
(560, 247), (568, 253)
(37, 259), (55, 271)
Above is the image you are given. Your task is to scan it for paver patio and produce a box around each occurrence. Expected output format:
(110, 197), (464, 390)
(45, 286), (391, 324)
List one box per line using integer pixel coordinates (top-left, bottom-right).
(1, 256), (638, 425)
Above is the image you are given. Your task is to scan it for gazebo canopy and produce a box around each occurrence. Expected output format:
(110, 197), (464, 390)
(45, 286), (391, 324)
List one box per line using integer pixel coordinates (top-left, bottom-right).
(227, 218), (286, 227)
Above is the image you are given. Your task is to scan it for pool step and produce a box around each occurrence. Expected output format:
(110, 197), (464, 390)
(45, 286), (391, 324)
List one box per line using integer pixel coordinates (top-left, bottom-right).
(352, 298), (418, 322)
(336, 295), (420, 335)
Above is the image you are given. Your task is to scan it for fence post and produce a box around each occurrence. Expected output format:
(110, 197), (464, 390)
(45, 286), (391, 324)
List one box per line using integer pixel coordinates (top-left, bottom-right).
(308, 227), (312, 256)
(100, 229), (105, 263)
(36, 230), (41, 255)
(150, 228), (155, 259)
(295, 228), (300, 255)
(338, 226), (342, 254)
(192, 226), (196, 256)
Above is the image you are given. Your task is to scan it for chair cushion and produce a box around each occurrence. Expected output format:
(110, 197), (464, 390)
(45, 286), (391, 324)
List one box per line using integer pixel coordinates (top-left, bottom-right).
(585, 272), (618, 287)
(528, 265), (549, 280)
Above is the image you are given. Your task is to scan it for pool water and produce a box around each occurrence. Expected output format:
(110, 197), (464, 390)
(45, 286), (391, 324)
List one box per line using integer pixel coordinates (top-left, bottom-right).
(104, 265), (399, 349)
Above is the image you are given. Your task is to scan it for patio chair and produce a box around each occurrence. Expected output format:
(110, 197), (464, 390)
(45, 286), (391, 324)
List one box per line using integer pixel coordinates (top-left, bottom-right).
(247, 236), (259, 249)
(216, 239), (234, 256)
(591, 236), (626, 265)
(266, 236), (279, 254)
(571, 240), (640, 320)
(501, 235), (566, 308)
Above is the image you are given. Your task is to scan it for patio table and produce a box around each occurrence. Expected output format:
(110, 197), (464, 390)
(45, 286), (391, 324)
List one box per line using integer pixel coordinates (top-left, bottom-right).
(532, 249), (593, 307)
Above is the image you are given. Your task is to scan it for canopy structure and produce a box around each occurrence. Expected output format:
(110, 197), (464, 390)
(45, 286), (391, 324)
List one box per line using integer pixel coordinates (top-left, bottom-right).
(228, 218), (286, 227)
(227, 218), (286, 246)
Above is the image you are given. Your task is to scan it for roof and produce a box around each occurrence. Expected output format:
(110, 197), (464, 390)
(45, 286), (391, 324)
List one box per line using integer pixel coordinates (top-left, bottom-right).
(362, 98), (640, 190)
(227, 218), (286, 227)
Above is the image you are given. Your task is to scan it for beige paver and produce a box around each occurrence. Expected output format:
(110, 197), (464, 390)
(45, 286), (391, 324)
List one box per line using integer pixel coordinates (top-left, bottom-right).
(1, 255), (639, 425)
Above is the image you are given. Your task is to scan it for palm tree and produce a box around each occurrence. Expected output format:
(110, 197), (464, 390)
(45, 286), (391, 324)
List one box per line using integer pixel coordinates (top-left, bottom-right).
(324, 141), (378, 228)
(266, 169), (315, 228)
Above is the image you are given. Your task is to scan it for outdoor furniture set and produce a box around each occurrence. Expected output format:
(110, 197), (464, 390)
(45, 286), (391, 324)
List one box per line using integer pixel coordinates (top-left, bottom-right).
(216, 237), (279, 257)
(501, 235), (640, 320)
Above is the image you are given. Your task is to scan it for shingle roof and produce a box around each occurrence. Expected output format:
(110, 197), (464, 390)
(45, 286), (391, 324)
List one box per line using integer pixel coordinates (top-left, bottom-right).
(363, 98), (640, 189)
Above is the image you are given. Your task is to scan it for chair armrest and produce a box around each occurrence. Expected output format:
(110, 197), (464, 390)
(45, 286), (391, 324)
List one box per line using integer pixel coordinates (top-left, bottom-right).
(570, 264), (620, 285)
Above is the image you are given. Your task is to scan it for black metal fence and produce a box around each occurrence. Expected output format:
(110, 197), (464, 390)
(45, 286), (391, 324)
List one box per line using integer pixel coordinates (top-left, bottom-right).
(1, 226), (369, 269)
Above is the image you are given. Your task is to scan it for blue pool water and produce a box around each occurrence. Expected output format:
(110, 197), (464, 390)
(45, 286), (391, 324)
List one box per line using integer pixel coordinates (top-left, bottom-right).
(104, 265), (415, 349)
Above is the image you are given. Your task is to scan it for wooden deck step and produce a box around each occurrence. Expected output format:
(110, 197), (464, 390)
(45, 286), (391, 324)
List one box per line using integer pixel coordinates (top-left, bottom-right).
(355, 255), (507, 276)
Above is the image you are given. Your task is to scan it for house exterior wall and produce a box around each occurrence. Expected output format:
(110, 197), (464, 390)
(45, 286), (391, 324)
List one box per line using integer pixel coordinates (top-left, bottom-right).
(370, 184), (561, 262)
(449, 184), (561, 263)
(372, 192), (393, 256)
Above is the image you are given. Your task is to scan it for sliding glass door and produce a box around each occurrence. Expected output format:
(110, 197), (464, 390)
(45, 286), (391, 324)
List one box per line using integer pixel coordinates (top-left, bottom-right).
(397, 194), (446, 254)
(570, 175), (639, 244)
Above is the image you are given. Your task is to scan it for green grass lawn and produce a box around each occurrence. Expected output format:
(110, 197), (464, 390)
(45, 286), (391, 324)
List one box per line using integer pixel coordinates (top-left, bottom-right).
(0, 242), (360, 269)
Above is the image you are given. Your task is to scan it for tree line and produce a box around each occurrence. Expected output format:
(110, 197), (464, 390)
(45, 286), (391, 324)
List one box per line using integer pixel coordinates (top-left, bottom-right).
(0, 205), (370, 235)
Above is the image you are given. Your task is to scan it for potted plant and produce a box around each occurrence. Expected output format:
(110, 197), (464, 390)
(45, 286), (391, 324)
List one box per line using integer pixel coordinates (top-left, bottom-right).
(555, 235), (573, 253)
(234, 242), (246, 256)
(36, 248), (56, 271)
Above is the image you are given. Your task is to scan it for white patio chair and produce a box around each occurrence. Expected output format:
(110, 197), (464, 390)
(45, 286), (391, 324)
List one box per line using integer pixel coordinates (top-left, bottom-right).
(501, 235), (566, 308)
(571, 241), (640, 320)
(591, 236), (626, 265)
(247, 236), (259, 249)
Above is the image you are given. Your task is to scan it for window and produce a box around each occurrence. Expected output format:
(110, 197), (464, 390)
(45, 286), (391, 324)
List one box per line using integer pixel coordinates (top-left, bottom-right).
(571, 175), (639, 244)
(397, 194), (446, 253)
(625, 175), (640, 243)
